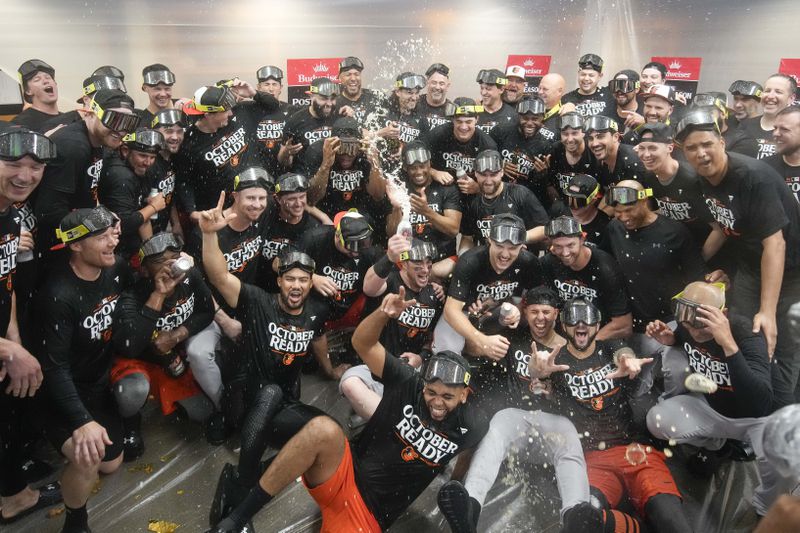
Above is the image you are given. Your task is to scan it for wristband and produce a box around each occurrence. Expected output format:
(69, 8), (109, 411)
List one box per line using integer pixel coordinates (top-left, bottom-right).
(373, 254), (394, 278)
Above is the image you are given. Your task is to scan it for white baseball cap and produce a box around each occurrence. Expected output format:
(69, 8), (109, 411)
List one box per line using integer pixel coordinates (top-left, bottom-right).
(505, 65), (527, 80)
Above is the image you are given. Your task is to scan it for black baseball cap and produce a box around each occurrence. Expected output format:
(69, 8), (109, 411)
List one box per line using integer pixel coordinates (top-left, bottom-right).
(57, 206), (119, 244)
(92, 89), (135, 112)
(307, 77), (339, 97)
(578, 54), (604, 73)
(642, 84), (677, 105)
(79, 75), (127, 104)
(564, 174), (601, 209)
(638, 122), (674, 143)
(185, 86), (236, 115)
(18, 59), (55, 82)
(476, 69), (508, 86)
(339, 56), (364, 73)
(336, 211), (372, 240)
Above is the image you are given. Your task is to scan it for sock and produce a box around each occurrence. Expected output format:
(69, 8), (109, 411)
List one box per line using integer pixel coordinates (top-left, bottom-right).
(63, 504), (89, 531)
(221, 484), (272, 528)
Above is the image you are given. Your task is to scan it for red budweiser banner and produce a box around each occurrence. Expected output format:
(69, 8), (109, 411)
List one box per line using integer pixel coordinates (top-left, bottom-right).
(286, 57), (342, 107)
(651, 56), (702, 103)
(779, 58), (800, 98)
(506, 55), (552, 95)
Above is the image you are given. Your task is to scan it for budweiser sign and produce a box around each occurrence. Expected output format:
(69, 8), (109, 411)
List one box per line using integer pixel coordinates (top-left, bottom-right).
(507, 55), (552, 77)
(779, 58), (800, 83)
(651, 56), (702, 82)
(287, 58), (343, 86)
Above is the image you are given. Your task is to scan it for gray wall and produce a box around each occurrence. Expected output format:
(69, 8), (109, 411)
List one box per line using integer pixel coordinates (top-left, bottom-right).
(1, 0), (796, 108)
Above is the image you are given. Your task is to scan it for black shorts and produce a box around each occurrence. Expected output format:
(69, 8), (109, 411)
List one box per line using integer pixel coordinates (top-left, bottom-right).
(41, 393), (124, 463)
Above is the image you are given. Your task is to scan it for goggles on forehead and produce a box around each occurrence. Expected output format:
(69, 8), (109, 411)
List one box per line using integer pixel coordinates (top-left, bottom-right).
(671, 284), (726, 328)
(674, 109), (720, 142)
(560, 301), (602, 326)
(609, 78), (639, 93)
(545, 217), (582, 239)
(560, 113), (584, 131)
(257, 66), (284, 82)
(583, 115), (618, 134)
(194, 88), (237, 113)
(578, 54), (604, 71)
(93, 65), (124, 80)
(18, 59), (54, 82)
(692, 94), (729, 120)
(89, 98), (140, 133)
(152, 109), (188, 128)
(122, 129), (165, 153)
(56, 206), (119, 244)
(729, 80), (763, 98)
(275, 173), (309, 194)
(489, 223), (526, 246)
(234, 167), (273, 191)
(338, 233), (372, 253)
(83, 76), (126, 96)
(339, 57), (364, 72)
(607, 186), (653, 206)
(396, 74), (426, 91)
(450, 104), (484, 117)
(403, 146), (431, 166)
(0, 130), (57, 163)
(423, 353), (471, 387)
(517, 98), (545, 115)
(338, 137), (362, 157)
(139, 232), (183, 261)
(476, 70), (508, 86)
(400, 241), (437, 262)
(475, 152), (503, 174)
(143, 70), (175, 86)
(278, 251), (315, 275)
(308, 82), (340, 97)
(425, 63), (450, 77)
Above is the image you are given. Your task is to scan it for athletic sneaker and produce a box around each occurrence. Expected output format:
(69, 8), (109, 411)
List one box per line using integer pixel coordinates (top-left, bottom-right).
(437, 480), (480, 533)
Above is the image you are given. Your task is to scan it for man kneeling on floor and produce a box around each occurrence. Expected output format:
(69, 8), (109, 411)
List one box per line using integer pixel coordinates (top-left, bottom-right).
(206, 286), (488, 533)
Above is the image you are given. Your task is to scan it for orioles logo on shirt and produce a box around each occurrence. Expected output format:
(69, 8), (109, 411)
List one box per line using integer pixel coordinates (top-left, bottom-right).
(282, 353), (296, 366)
(591, 396), (604, 410)
(401, 446), (419, 462)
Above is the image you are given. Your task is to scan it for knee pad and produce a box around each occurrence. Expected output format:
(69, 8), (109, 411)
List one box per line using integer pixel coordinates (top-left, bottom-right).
(114, 373), (150, 418)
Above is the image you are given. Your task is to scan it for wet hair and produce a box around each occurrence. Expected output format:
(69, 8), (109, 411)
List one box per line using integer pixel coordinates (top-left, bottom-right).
(642, 62), (667, 79)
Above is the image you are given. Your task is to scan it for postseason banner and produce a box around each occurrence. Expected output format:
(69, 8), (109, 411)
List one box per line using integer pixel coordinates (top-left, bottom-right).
(286, 58), (342, 108)
(506, 55), (552, 95)
(778, 58), (800, 99)
(651, 56), (702, 104)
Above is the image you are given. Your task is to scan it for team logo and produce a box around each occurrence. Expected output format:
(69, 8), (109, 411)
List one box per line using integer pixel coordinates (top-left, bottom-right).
(313, 62), (329, 74)
(401, 446), (419, 462)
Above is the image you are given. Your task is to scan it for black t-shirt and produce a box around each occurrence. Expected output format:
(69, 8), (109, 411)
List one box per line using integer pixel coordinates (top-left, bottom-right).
(296, 225), (381, 318)
(337, 89), (388, 125)
(491, 121), (554, 204)
(580, 210), (612, 245)
(595, 143), (645, 190)
(236, 284), (328, 399)
(11, 107), (67, 133)
(449, 246), (542, 304)
(547, 142), (601, 198)
(300, 142), (375, 216)
(283, 107), (336, 153)
(738, 116), (778, 160)
(259, 210), (321, 290)
(97, 152), (148, 259)
(144, 153), (177, 234)
(113, 269), (214, 363)
(601, 216), (706, 330)
(460, 183), (549, 246)
(423, 123), (498, 174)
(700, 151), (800, 272)
(477, 103), (517, 134)
(541, 247), (630, 322)
(539, 110), (561, 142)
(641, 161), (713, 246)
(603, 100), (644, 133)
(0, 206), (20, 336)
(353, 354), (487, 529)
(405, 179), (461, 258)
(764, 154), (800, 205)
(551, 340), (647, 450)
(136, 108), (156, 131)
(252, 101), (295, 176)
(373, 270), (443, 356)
(31, 257), (132, 431)
(33, 120), (104, 256)
(416, 98), (453, 131)
(562, 88), (610, 118)
(674, 314), (772, 419)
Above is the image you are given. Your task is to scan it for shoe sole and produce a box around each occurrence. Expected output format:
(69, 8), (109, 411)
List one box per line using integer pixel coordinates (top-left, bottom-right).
(437, 481), (475, 533)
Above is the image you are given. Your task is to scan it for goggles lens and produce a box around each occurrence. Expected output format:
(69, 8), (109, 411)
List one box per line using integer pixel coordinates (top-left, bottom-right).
(609, 79), (638, 93)
(278, 251), (315, 275)
(560, 302), (601, 326)
(143, 70), (175, 86)
(275, 173), (309, 193)
(674, 110), (719, 142)
(516, 98), (545, 115)
(401, 241), (437, 262)
(139, 232), (183, 259)
(57, 206), (119, 243)
(257, 66), (284, 81)
(489, 224), (525, 246)
(83, 76), (126, 95)
(475, 152), (502, 174)
(403, 147), (431, 166)
(476, 70), (508, 86)
(426, 63), (450, 77)
(234, 167), (273, 190)
(152, 109), (187, 128)
(560, 113), (584, 131)
(396, 75), (426, 90)
(607, 186), (653, 206)
(545, 217), (582, 238)
(122, 129), (165, 152)
(423, 355), (470, 386)
(584, 115), (618, 133)
(0, 130), (57, 162)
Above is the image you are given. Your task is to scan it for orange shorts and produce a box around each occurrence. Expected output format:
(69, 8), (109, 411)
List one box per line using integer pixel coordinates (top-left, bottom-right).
(303, 439), (381, 533)
(110, 357), (202, 415)
(325, 293), (367, 331)
(585, 444), (681, 517)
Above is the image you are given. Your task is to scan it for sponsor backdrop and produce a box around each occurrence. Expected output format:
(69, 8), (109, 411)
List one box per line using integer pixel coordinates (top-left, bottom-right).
(651, 56), (702, 104)
(286, 58), (342, 108)
(505, 55), (552, 95)
(778, 58), (800, 99)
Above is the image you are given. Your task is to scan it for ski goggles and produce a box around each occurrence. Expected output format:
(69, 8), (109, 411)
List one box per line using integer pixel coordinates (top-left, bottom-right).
(0, 129), (57, 163)
(425, 63), (450, 78)
(89, 98), (140, 133)
(193, 87), (237, 113)
(402, 146), (431, 166)
(339, 57), (364, 72)
(338, 233), (372, 253)
(143, 69), (175, 86)
(18, 59), (55, 82)
(693, 93), (729, 119)
(609, 78), (640, 94)
(82, 76), (126, 96)
(308, 81), (339, 97)
(671, 284), (726, 328)
(400, 241), (437, 262)
(396, 74), (426, 91)
(560, 113), (584, 131)
(122, 129), (165, 153)
(257, 66), (284, 82)
(489, 218), (526, 246)
(275, 173), (309, 194)
(338, 137), (362, 157)
(583, 115), (618, 134)
(277, 251), (315, 275)
(516, 97), (545, 115)
(151, 109), (188, 129)
(444, 102), (485, 117)
(423, 351), (471, 387)
(728, 80), (762, 98)
(606, 186), (653, 206)
(545, 216), (582, 239)
(233, 167), (273, 191)
(139, 232), (183, 260)
(57, 206), (119, 244)
(560, 300), (602, 326)
(476, 70), (508, 86)
(674, 109), (720, 142)
(564, 180), (600, 209)
(93, 65), (125, 80)
(474, 151), (503, 174)
(578, 54), (604, 72)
